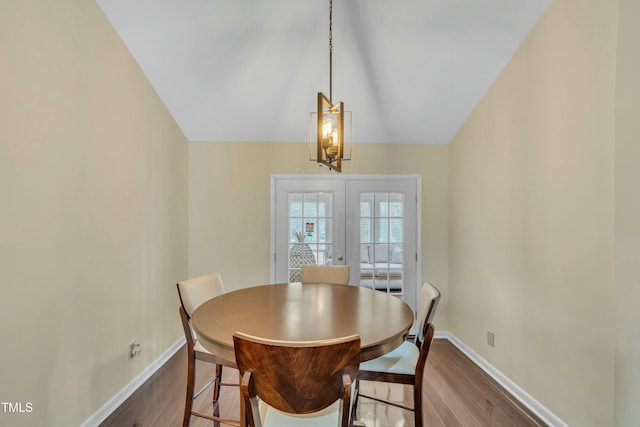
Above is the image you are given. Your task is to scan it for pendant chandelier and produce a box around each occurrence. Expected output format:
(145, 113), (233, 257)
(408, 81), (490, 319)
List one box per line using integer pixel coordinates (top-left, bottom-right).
(310, 0), (352, 172)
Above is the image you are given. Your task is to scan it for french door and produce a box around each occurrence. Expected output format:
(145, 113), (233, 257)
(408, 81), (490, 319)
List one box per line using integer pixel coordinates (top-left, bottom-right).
(271, 175), (420, 313)
(272, 177), (346, 282)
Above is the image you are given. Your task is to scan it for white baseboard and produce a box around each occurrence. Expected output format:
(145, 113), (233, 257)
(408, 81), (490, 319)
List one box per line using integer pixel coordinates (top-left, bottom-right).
(80, 336), (186, 427)
(434, 331), (567, 427)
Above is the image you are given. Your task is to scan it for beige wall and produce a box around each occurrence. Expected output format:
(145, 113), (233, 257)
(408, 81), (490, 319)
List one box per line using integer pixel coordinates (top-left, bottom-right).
(3, 0), (637, 425)
(0, 1), (188, 426)
(615, 0), (640, 424)
(448, 0), (617, 425)
(188, 141), (449, 326)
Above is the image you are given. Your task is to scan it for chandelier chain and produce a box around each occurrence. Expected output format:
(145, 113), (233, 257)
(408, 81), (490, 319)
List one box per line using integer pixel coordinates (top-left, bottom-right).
(329, 0), (333, 102)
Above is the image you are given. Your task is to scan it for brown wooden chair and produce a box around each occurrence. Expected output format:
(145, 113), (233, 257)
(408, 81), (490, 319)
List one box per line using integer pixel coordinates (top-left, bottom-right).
(233, 332), (360, 427)
(301, 265), (350, 285)
(177, 272), (239, 427)
(353, 282), (440, 427)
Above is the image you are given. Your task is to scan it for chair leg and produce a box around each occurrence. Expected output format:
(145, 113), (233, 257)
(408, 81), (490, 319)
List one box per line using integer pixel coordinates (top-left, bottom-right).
(183, 354), (196, 427)
(413, 382), (423, 427)
(210, 364), (222, 427)
(351, 377), (360, 424)
(214, 364), (223, 401)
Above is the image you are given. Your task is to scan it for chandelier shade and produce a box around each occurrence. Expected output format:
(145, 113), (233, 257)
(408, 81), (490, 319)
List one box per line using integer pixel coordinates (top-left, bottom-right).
(310, 92), (351, 172)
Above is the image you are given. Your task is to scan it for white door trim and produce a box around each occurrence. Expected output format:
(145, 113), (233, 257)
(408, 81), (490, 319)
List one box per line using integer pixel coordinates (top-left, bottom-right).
(270, 174), (422, 304)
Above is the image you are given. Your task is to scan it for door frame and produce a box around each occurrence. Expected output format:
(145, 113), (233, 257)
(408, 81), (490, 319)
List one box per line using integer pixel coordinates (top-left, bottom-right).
(270, 174), (422, 297)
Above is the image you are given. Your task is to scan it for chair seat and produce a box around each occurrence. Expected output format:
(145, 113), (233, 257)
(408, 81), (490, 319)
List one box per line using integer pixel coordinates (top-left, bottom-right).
(259, 400), (342, 426)
(193, 339), (211, 354)
(258, 382), (358, 426)
(359, 341), (418, 375)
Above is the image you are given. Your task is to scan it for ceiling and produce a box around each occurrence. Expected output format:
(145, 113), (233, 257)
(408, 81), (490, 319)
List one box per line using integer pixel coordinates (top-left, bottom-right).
(97, 0), (550, 145)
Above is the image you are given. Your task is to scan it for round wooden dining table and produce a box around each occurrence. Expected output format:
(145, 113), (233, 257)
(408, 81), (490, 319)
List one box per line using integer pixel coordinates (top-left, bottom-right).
(191, 282), (415, 368)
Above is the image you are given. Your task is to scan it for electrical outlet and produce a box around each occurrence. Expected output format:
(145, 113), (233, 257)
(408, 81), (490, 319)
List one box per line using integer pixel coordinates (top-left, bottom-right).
(130, 341), (141, 359)
(487, 330), (495, 347)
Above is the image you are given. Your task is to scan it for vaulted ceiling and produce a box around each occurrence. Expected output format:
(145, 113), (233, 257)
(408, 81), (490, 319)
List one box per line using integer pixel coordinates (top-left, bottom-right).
(97, 0), (550, 144)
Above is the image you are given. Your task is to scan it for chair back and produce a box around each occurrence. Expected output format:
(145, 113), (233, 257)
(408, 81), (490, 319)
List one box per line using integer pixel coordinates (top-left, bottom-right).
(234, 332), (360, 425)
(177, 272), (224, 318)
(301, 265), (350, 285)
(415, 282), (441, 348)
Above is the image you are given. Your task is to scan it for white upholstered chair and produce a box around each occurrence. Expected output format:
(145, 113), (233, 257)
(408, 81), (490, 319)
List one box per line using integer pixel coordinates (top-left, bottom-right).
(234, 332), (360, 427)
(300, 265), (350, 285)
(177, 272), (239, 426)
(353, 281), (440, 427)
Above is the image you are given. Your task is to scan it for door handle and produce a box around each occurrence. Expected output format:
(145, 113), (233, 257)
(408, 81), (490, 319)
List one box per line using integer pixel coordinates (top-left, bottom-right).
(337, 255), (344, 261)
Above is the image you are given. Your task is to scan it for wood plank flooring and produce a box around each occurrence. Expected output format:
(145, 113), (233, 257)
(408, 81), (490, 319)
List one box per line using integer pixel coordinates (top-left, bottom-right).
(99, 339), (546, 427)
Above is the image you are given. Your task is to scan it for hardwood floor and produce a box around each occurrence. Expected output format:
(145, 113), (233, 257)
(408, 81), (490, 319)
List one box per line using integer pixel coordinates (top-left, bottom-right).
(99, 339), (546, 427)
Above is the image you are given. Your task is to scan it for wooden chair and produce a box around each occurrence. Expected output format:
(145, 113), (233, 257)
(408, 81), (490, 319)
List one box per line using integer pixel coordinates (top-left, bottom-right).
(233, 332), (360, 427)
(301, 265), (350, 285)
(353, 282), (440, 427)
(177, 272), (239, 427)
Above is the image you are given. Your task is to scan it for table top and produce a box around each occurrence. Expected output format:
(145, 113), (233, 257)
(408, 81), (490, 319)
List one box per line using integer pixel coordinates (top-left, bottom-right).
(192, 282), (415, 368)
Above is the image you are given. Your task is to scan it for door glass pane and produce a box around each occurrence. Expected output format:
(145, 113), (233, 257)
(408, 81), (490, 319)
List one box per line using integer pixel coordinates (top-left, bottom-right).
(390, 218), (403, 242)
(360, 218), (372, 244)
(360, 193), (373, 217)
(303, 193), (317, 216)
(375, 218), (389, 243)
(288, 191), (334, 282)
(359, 192), (404, 296)
(375, 193), (388, 217)
(289, 193), (302, 217)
